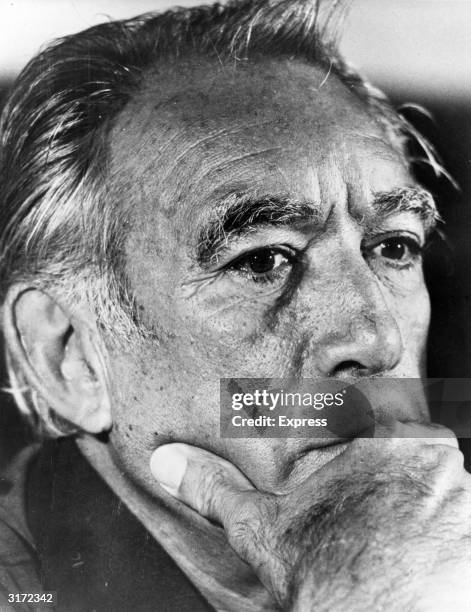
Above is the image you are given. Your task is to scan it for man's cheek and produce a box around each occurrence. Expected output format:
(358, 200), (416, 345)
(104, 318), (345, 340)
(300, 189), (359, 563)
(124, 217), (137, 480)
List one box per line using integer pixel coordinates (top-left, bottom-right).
(182, 316), (305, 380)
(177, 277), (292, 338)
(398, 288), (430, 354)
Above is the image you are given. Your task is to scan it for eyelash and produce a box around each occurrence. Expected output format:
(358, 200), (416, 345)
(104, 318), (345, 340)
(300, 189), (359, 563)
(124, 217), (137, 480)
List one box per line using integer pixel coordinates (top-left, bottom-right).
(364, 235), (424, 270)
(221, 234), (424, 285)
(224, 245), (298, 284)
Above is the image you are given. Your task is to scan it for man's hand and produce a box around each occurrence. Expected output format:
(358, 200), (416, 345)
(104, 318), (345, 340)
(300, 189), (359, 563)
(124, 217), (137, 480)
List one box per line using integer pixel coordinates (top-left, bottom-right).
(150, 423), (471, 611)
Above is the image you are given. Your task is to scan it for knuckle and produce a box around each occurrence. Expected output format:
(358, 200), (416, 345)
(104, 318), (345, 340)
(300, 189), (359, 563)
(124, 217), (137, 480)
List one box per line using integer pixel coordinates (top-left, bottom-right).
(226, 493), (278, 555)
(196, 462), (231, 516)
(415, 442), (463, 468)
(397, 444), (465, 491)
(227, 492), (275, 529)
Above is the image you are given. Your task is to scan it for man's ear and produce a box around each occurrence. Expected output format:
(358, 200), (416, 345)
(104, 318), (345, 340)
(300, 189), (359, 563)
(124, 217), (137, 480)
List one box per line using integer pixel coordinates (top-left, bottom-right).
(2, 284), (112, 434)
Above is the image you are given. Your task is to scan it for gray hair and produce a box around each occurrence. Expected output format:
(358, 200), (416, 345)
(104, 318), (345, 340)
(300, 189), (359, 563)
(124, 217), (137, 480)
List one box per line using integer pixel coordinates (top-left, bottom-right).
(0, 0), (442, 434)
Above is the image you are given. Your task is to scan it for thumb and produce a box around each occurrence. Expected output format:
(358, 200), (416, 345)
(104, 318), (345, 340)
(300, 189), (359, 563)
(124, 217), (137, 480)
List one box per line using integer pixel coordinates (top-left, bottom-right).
(149, 443), (258, 525)
(150, 444), (285, 600)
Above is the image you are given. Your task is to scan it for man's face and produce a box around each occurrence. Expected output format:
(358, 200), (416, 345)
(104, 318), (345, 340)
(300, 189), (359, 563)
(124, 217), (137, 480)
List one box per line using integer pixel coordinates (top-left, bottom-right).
(107, 57), (432, 494)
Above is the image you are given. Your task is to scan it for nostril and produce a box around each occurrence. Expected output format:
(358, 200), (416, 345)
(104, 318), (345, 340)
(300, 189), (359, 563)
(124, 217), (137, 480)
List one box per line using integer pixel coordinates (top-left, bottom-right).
(332, 360), (371, 377)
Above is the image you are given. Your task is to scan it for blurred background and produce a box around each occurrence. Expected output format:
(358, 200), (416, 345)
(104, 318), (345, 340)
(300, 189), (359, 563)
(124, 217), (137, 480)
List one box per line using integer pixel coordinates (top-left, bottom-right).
(0, 0), (470, 460)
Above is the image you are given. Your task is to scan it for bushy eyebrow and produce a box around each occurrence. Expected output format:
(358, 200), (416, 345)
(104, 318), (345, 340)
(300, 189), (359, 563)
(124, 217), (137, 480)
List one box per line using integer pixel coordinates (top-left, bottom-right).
(196, 193), (319, 264)
(196, 186), (439, 265)
(371, 187), (440, 230)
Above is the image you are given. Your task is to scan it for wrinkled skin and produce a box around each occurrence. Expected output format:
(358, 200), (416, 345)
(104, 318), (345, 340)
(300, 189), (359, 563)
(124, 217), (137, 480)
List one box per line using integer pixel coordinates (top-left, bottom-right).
(86, 56), (436, 608)
(108, 56), (430, 493)
(150, 424), (471, 611)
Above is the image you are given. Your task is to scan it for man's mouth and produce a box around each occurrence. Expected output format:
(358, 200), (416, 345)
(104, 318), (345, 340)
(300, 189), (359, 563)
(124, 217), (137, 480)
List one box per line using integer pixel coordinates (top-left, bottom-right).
(262, 437), (355, 495)
(298, 437), (352, 455)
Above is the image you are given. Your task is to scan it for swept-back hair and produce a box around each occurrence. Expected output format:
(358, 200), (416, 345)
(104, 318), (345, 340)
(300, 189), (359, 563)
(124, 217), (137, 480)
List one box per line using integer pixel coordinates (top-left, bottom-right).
(0, 0), (441, 433)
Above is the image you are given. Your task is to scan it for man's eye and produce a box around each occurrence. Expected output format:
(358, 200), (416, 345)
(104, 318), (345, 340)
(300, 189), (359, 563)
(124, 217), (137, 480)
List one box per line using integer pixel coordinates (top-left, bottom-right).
(246, 249), (284, 273)
(226, 246), (295, 283)
(369, 236), (422, 268)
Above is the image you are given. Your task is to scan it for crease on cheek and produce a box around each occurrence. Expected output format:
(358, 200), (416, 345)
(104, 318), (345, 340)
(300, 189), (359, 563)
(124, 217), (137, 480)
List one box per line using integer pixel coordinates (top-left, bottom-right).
(375, 269), (425, 298)
(179, 270), (289, 314)
(178, 270), (220, 298)
(263, 259), (307, 330)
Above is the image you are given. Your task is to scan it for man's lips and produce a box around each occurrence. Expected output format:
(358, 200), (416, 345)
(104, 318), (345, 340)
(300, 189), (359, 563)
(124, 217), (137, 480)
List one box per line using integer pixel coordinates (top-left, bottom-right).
(305, 437), (352, 449)
(256, 438), (354, 495)
(296, 436), (354, 457)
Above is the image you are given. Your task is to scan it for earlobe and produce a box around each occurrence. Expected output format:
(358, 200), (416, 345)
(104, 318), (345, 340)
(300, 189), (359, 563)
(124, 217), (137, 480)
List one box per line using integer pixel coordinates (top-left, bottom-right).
(2, 284), (112, 435)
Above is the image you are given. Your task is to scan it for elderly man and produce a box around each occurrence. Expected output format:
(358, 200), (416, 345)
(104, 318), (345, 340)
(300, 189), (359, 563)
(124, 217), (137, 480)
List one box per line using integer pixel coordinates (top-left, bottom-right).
(1, 0), (470, 610)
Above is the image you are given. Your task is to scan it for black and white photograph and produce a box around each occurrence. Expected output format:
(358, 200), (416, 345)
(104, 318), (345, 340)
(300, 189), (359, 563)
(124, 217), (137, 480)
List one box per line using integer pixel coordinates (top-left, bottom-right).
(1, 1), (471, 610)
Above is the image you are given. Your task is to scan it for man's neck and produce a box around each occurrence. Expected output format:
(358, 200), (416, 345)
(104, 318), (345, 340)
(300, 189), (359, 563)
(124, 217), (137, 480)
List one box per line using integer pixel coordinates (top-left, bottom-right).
(76, 435), (276, 612)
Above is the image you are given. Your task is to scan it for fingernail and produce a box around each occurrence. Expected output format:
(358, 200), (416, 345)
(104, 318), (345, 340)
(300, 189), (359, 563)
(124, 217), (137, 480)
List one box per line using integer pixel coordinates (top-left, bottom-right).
(150, 445), (187, 496)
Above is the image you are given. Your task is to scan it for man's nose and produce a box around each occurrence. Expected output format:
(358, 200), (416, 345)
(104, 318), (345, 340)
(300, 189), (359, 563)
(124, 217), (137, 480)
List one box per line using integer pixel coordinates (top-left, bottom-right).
(309, 264), (403, 378)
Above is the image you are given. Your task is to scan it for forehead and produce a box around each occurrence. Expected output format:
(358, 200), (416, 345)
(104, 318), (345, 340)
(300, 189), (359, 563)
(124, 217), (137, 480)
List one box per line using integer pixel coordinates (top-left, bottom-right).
(109, 56), (411, 228)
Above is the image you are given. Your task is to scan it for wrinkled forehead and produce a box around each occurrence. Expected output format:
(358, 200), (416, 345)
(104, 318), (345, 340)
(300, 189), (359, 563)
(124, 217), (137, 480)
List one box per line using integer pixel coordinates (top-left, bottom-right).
(121, 56), (371, 132)
(109, 56), (410, 227)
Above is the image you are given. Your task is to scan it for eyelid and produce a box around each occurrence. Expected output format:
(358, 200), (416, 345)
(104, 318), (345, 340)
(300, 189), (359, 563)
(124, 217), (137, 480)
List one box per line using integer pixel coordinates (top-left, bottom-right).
(362, 234), (424, 273)
(222, 244), (298, 271)
(207, 228), (309, 269)
(362, 230), (424, 251)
